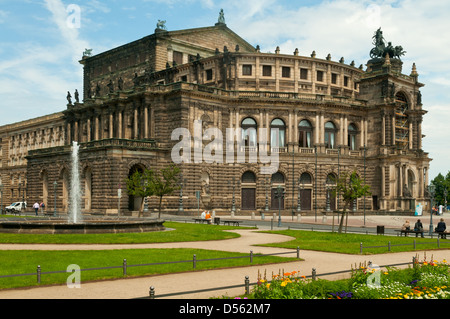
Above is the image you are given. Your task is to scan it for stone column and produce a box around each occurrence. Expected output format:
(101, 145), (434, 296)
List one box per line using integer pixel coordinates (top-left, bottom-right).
(109, 113), (114, 139)
(95, 116), (99, 141)
(144, 106), (149, 139)
(382, 113), (386, 145)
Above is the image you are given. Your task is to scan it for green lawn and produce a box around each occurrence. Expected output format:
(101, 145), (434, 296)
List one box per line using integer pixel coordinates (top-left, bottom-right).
(0, 222), (294, 289)
(258, 229), (450, 254)
(0, 221), (243, 244)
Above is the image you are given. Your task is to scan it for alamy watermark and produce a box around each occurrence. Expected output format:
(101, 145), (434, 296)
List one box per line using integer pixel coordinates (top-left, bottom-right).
(66, 4), (81, 29)
(171, 120), (279, 174)
(67, 264), (81, 288)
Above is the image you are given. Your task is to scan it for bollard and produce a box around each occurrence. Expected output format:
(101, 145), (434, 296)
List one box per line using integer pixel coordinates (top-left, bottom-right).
(245, 276), (250, 295)
(412, 256), (417, 269)
(360, 242), (363, 254)
(149, 286), (155, 299)
(193, 254), (197, 269)
(250, 250), (253, 263)
(37, 265), (41, 284)
(312, 268), (317, 281)
(437, 238), (440, 248)
(388, 241), (391, 252)
(413, 240), (416, 250)
(123, 259), (127, 276)
(297, 246), (300, 259)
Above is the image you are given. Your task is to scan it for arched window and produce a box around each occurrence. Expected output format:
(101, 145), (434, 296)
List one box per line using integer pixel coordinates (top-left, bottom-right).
(300, 172), (312, 184)
(395, 92), (409, 149)
(348, 123), (358, 150)
(298, 120), (312, 148)
(324, 121), (337, 149)
(241, 171), (256, 184)
(241, 118), (257, 147)
(271, 172), (285, 184)
(270, 118), (286, 148)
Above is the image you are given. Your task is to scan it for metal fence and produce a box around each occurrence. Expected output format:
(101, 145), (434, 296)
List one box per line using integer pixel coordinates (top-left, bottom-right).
(360, 238), (450, 254)
(0, 248), (301, 285)
(141, 259), (417, 299)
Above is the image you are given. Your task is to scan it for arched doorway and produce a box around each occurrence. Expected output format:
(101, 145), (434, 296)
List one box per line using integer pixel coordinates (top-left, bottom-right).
(128, 164), (145, 211)
(299, 172), (313, 211)
(84, 167), (92, 211)
(326, 173), (337, 211)
(241, 171), (256, 210)
(271, 172), (285, 210)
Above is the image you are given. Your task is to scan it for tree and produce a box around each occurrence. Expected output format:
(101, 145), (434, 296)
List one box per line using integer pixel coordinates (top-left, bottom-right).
(125, 169), (154, 218)
(333, 171), (371, 233)
(152, 164), (181, 219)
(431, 172), (450, 207)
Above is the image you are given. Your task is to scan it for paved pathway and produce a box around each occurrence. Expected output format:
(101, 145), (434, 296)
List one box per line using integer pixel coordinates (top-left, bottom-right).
(1, 222), (450, 299)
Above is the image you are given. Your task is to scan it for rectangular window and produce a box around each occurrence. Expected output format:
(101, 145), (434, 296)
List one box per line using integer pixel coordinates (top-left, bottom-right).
(173, 51), (183, 65)
(300, 68), (308, 80)
(205, 69), (213, 81)
(282, 66), (291, 78)
(344, 76), (349, 87)
(317, 70), (324, 82)
(331, 73), (338, 84)
(242, 65), (252, 76)
(262, 65), (272, 76)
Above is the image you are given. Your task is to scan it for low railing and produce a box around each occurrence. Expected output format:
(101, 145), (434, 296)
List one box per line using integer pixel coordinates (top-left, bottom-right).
(142, 259), (418, 299)
(0, 249), (300, 285)
(360, 238), (450, 254)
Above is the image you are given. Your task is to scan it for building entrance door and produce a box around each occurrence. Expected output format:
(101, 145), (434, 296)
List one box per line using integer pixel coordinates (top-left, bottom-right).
(241, 188), (256, 210)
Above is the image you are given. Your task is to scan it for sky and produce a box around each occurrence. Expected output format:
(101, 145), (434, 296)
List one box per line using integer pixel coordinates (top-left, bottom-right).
(0, 0), (449, 180)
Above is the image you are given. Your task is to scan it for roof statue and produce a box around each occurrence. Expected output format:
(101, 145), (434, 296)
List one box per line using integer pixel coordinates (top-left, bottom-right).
(370, 28), (406, 60)
(217, 9), (226, 25)
(156, 20), (167, 30)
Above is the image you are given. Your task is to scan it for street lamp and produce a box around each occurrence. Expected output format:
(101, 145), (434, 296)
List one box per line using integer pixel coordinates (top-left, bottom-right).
(428, 184), (435, 236)
(325, 182), (330, 212)
(275, 185), (285, 227)
(297, 178), (303, 213)
(178, 174), (185, 213)
(53, 181), (58, 217)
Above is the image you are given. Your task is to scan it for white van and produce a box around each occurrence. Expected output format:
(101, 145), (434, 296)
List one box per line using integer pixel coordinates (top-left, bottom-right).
(5, 202), (27, 214)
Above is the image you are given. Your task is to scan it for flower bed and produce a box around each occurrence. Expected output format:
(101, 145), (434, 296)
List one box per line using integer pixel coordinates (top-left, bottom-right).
(250, 256), (450, 299)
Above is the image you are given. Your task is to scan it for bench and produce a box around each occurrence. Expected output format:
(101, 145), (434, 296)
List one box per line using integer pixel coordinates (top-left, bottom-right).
(222, 220), (240, 227)
(434, 231), (449, 239)
(193, 218), (210, 224)
(395, 229), (424, 237)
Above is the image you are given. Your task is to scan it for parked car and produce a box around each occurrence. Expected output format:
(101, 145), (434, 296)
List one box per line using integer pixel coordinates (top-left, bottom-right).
(5, 202), (27, 214)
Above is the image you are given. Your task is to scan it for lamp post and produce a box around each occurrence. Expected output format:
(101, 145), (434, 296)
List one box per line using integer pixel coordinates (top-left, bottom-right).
(275, 185), (285, 227)
(428, 184), (435, 236)
(53, 181), (58, 217)
(325, 182), (330, 212)
(178, 173), (185, 213)
(264, 177), (270, 214)
(297, 178), (302, 213)
(229, 177), (237, 214)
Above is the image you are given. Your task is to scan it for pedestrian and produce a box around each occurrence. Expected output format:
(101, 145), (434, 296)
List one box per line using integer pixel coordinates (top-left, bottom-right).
(33, 202), (40, 216)
(413, 219), (424, 238)
(201, 210), (206, 219)
(40, 202), (45, 214)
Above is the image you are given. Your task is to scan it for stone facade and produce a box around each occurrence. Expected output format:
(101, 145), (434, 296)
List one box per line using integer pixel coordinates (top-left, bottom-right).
(0, 19), (431, 216)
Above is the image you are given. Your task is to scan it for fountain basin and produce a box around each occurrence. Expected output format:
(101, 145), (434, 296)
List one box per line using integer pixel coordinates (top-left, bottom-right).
(0, 218), (165, 234)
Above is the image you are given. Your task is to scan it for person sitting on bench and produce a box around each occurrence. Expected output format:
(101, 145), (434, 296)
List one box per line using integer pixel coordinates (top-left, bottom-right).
(435, 218), (447, 239)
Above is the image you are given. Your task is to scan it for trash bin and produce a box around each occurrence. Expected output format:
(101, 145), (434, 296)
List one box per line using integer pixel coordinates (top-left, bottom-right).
(214, 217), (220, 225)
(377, 225), (384, 235)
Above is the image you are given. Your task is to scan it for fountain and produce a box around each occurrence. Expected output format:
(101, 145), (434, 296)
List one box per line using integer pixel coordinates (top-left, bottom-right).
(69, 141), (82, 224)
(0, 142), (165, 234)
